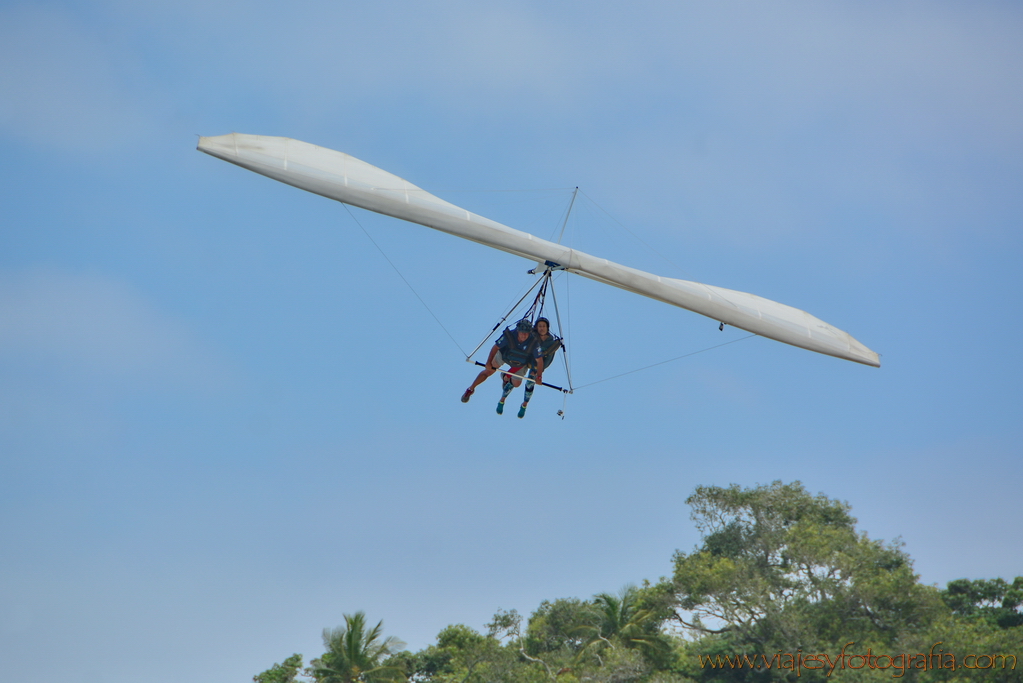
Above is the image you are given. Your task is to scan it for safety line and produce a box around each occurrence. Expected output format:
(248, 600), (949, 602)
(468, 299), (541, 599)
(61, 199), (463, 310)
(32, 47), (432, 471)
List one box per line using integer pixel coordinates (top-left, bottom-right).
(341, 204), (468, 356)
(573, 334), (757, 390)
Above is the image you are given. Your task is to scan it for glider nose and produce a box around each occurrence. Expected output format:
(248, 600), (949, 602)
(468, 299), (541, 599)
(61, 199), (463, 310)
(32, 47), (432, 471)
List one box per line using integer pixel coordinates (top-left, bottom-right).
(197, 133), (239, 162)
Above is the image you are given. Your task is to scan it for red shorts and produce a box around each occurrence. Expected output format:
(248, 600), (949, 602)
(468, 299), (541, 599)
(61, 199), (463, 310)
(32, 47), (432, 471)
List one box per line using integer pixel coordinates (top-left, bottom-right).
(498, 365), (527, 379)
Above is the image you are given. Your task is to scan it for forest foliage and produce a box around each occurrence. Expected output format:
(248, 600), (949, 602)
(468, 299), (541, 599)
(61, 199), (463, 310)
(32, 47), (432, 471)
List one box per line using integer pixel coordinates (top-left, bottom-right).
(254, 481), (1021, 683)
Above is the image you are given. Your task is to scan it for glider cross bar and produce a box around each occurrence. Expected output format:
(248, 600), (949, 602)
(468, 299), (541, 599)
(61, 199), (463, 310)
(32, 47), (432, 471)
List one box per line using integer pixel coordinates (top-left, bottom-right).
(472, 362), (569, 393)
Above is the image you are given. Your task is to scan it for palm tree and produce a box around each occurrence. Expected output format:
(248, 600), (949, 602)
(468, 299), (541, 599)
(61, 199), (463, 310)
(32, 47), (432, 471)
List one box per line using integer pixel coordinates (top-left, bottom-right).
(309, 612), (406, 683)
(576, 585), (670, 661)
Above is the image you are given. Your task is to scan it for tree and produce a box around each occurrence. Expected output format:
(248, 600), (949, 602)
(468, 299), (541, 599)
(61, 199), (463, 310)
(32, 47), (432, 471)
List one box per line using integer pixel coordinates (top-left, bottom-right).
(942, 577), (1023, 630)
(250, 481), (1020, 683)
(309, 612), (406, 683)
(403, 623), (515, 683)
(254, 654), (304, 683)
(525, 599), (593, 656)
(576, 586), (672, 664)
(662, 481), (946, 677)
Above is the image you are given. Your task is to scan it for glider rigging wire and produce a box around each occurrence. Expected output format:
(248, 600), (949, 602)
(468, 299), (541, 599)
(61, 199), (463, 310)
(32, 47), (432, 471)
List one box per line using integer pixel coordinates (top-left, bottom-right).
(577, 189), (691, 280)
(341, 203), (467, 357)
(572, 334), (757, 391)
(546, 272), (574, 393)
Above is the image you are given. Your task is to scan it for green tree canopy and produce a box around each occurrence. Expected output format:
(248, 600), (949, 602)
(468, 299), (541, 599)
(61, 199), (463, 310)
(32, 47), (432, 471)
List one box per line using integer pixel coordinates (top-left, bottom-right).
(663, 481), (945, 659)
(576, 586), (672, 664)
(309, 612), (406, 683)
(254, 654), (304, 683)
(942, 577), (1023, 630)
(525, 599), (592, 656)
(401, 623), (515, 683)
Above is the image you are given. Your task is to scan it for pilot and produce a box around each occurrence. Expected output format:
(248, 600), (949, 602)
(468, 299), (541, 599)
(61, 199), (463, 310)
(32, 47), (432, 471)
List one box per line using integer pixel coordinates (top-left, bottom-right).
(461, 319), (542, 414)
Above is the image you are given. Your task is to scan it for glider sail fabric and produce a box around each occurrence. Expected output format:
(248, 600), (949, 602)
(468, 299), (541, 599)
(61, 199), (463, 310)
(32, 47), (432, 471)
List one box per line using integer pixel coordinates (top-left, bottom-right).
(198, 133), (880, 367)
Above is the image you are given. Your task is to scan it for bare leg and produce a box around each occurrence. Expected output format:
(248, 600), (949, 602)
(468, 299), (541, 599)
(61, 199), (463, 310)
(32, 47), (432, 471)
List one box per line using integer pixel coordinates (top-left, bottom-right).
(465, 346), (503, 403)
(462, 364), (498, 402)
(468, 366), (496, 392)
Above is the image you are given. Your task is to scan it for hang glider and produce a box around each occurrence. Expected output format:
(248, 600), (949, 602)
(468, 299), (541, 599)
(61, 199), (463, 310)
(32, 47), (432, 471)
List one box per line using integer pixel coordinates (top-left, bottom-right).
(197, 133), (880, 367)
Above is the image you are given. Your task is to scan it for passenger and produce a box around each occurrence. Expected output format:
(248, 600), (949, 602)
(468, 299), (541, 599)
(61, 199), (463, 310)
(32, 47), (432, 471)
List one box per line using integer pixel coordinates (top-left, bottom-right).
(517, 317), (561, 418)
(461, 319), (541, 414)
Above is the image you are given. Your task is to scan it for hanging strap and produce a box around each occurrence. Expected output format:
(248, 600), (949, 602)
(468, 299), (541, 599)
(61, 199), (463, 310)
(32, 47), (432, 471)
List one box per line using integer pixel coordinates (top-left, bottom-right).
(464, 274), (547, 361)
(521, 274), (550, 322)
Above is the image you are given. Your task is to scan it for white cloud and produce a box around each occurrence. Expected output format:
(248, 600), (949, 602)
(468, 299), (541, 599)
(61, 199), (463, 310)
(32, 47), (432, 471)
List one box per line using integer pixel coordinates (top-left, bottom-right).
(0, 268), (229, 390)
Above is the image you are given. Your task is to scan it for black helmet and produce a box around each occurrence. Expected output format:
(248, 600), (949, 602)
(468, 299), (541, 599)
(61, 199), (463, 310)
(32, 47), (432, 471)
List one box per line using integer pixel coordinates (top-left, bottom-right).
(534, 317), (550, 329)
(515, 319), (533, 334)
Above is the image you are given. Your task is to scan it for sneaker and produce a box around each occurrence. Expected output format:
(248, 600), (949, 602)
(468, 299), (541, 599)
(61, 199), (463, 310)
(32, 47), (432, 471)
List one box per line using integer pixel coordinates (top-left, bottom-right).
(496, 401), (505, 415)
(461, 388), (473, 403)
(517, 404), (527, 419)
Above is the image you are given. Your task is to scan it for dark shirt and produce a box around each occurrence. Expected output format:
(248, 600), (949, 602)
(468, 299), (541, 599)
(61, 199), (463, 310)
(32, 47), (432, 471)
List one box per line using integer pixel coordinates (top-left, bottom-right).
(495, 331), (542, 364)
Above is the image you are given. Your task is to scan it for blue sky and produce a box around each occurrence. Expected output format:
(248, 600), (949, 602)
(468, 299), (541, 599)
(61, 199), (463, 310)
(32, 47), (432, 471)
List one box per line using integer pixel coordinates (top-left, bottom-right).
(1, 1), (1021, 681)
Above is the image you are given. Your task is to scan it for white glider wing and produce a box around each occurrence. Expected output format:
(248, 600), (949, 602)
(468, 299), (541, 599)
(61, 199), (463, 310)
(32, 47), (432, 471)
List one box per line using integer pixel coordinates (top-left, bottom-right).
(198, 133), (879, 367)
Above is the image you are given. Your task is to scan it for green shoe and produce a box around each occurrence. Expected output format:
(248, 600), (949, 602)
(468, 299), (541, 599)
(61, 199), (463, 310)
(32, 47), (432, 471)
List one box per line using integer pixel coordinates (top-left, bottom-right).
(517, 404), (527, 419)
(496, 401), (505, 415)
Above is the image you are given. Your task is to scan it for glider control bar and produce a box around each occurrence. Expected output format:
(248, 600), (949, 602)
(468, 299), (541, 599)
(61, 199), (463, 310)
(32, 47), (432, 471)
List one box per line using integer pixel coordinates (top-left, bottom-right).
(474, 361), (569, 393)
